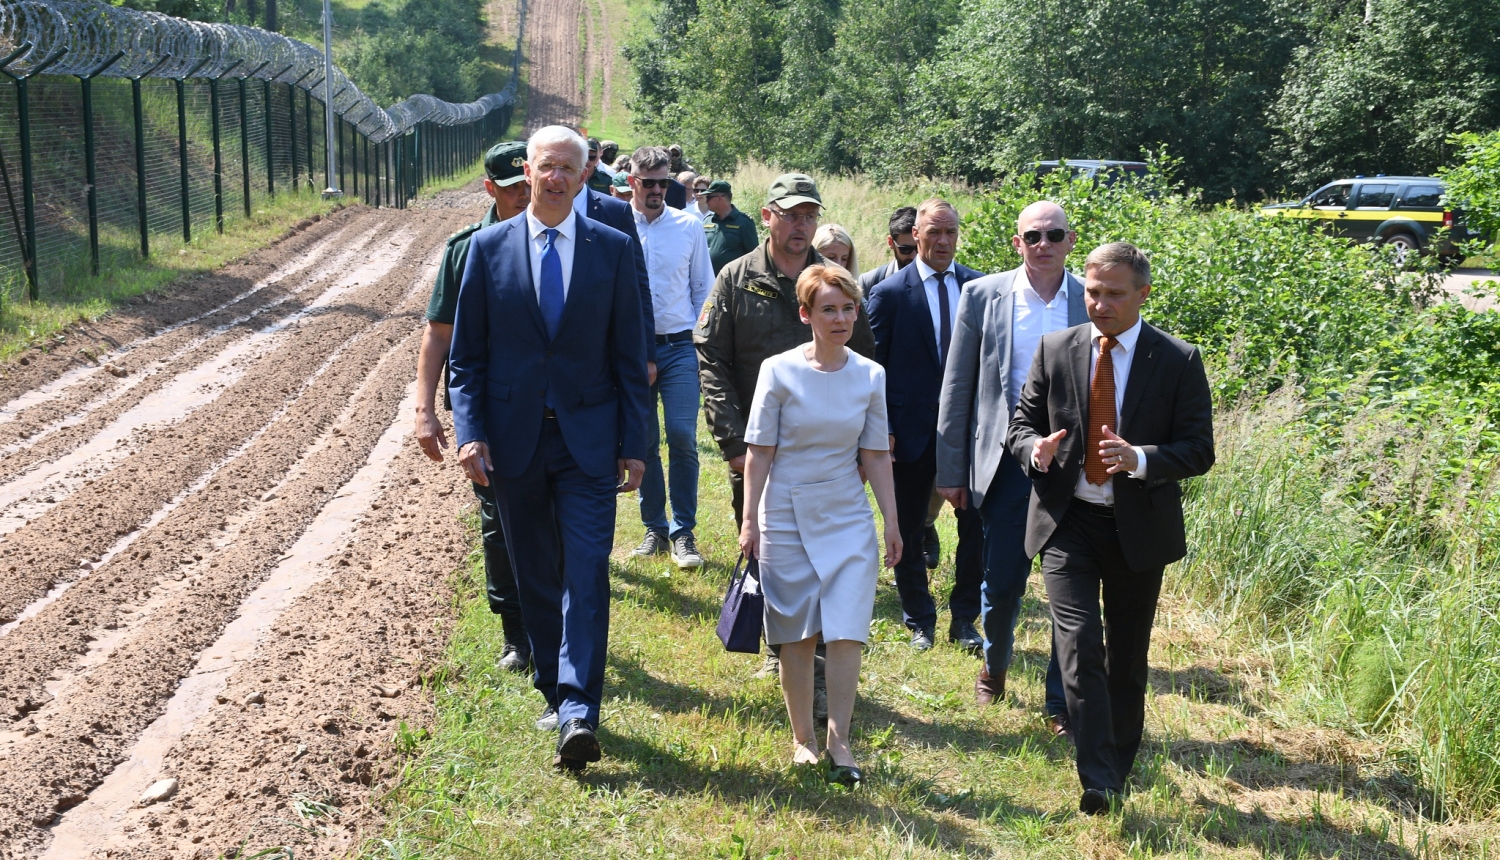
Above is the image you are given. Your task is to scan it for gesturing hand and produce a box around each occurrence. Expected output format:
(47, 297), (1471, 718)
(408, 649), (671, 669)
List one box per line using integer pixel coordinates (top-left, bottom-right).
(1031, 429), (1068, 472)
(1098, 426), (1139, 474)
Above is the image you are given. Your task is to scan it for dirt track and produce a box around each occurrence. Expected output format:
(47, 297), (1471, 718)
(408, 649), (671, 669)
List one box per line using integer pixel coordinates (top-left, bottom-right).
(0, 193), (495, 858)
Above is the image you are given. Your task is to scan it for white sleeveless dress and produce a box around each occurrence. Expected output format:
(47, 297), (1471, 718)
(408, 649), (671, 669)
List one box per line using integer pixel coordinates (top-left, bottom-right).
(744, 346), (888, 644)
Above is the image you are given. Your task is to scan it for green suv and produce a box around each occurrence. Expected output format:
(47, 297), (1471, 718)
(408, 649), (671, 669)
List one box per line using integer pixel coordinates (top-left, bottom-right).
(1259, 176), (1480, 264)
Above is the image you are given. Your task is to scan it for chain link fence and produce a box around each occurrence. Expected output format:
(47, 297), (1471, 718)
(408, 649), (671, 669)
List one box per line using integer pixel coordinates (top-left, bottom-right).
(0, 0), (519, 303)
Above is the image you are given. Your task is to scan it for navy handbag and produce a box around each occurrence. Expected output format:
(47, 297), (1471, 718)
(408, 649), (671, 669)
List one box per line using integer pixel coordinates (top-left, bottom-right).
(716, 554), (764, 654)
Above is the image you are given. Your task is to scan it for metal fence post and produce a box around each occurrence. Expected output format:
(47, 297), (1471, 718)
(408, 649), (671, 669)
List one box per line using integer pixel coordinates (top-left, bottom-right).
(240, 61), (268, 219)
(77, 50), (125, 276)
(211, 60), (243, 234)
(174, 57), (211, 244)
(128, 55), (173, 259)
(303, 83), (316, 191)
(264, 65), (292, 198)
(0, 44), (67, 300)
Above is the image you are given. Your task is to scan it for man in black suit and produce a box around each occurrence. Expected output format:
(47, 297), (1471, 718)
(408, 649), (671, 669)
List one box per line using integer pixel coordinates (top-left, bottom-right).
(573, 171), (659, 384)
(1006, 242), (1214, 813)
(868, 199), (985, 654)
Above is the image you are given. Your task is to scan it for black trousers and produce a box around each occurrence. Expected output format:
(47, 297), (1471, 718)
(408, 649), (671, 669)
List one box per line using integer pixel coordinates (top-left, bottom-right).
(473, 479), (527, 637)
(1041, 503), (1163, 794)
(891, 440), (982, 631)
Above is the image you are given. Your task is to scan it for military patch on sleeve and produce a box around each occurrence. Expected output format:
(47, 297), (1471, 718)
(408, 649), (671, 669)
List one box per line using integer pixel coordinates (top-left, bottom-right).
(697, 299), (713, 329)
(740, 283), (779, 299)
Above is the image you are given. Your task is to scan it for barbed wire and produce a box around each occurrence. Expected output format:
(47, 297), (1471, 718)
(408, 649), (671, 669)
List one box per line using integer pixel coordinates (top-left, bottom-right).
(0, 0), (514, 142)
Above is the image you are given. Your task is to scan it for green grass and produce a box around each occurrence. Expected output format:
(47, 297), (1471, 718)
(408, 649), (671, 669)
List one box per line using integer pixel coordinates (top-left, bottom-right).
(0, 191), (336, 362)
(366, 411), (1497, 858)
(413, 157), (492, 200)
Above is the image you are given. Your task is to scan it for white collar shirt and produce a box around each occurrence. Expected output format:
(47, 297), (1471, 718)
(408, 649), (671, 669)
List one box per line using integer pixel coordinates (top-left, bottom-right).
(914, 258), (961, 363)
(1009, 269), (1071, 413)
(1072, 317), (1148, 505)
(632, 204), (716, 335)
(525, 207), (577, 302)
(571, 184), (590, 219)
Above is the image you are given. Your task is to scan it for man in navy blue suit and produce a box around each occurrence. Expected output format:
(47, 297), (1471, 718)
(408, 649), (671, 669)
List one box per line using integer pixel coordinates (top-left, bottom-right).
(450, 125), (652, 772)
(867, 199), (986, 654)
(572, 159), (659, 382)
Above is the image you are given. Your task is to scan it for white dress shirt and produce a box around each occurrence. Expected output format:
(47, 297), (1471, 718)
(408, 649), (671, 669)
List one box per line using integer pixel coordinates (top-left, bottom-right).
(571, 184), (590, 219)
(526, 207), (576, 302)
(632, 205), (715, 335)
(1072, 317), (1147, 506)
(913, 258), (961, 361)
(1009, 269), (1071, 411)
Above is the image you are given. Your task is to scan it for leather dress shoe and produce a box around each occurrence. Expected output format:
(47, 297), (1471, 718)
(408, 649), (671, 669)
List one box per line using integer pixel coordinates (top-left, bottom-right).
(535, 705), (559, 732)
(911, 627), (935, 652)
(1079, 787), (1119, 815)
(555, 718), (602, 771)
(947, 620), (983, 654)
(1048, 712), (1074, 743)
(823, 750), (863, 788)
(498, 642), (530, 674)
(922, 525), (940, 570)
(975, 665), (1005, 706)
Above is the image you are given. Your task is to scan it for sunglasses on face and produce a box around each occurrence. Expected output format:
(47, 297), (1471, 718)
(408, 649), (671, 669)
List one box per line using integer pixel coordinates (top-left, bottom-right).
(633, 177), (671, 189)
(892, 243), (917, 255)
(1022, 228), (1070, 246)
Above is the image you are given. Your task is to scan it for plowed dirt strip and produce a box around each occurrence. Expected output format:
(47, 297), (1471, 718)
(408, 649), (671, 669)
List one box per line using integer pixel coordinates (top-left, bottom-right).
(0, 221), (388, 490)
(0, 220), (433, 629)
(0, 203), (475, 856)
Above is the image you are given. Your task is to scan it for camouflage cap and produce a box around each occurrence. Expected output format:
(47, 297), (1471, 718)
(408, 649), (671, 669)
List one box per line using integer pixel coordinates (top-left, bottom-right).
(704, 179), (732, 196)
(767, 173), (822, 209)
(483, 141), (528, 187)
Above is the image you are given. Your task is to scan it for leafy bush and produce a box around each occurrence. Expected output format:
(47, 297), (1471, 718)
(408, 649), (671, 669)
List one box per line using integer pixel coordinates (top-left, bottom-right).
(1440, 129), (1500, 248)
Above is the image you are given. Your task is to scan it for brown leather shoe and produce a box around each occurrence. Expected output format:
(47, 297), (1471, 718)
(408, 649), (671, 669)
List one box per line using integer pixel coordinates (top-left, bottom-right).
(1048, 712), (1074, 743)
(975, 666), (1005, 706)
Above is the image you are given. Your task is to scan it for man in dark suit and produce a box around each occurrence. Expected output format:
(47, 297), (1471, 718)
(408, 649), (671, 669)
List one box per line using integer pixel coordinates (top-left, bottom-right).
(574, 164), (659, 383)
(867, 199), (985, 654)
(451, 125), (652, 773)
(857, 206), (918, 297)
(1006, 242), (1214, 813)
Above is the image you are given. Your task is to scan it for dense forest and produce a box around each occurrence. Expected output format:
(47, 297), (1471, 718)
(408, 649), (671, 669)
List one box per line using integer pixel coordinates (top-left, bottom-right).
(629, 0), (1500, 202)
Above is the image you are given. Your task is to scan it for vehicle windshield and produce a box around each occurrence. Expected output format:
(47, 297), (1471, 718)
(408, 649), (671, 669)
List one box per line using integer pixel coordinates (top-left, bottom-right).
(1306, 183), (1352, 208)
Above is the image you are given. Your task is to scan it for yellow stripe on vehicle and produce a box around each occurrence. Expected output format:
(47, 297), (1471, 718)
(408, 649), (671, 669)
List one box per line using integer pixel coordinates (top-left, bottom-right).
(1259, 208), (1445, 223)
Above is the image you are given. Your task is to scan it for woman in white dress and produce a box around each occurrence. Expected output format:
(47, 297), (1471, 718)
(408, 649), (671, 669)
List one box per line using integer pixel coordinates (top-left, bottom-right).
(739, 264), (901, 786)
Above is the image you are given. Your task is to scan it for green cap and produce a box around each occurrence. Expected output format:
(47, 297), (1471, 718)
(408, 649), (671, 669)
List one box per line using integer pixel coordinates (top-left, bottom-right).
(704, 179), (732, 196)
(767, 173), (821, 209)
(612, 172), (631, 189)
(483, 141), (528, 187)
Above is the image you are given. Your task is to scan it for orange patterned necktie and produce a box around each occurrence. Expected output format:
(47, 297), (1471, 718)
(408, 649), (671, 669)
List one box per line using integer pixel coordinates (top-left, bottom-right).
(1084, 335), (1119, 486)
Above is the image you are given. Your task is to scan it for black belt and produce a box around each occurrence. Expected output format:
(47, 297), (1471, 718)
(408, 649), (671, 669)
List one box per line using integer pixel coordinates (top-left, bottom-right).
(543, 407), (557, 419)
(1077, 500), (1115, 517)
(655, 330), (693, 345)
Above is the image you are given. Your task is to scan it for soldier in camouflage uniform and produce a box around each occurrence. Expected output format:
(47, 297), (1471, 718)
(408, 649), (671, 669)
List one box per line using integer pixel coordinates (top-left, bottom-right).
(694, 173), (876, 684)
(414, 141), (536, 674)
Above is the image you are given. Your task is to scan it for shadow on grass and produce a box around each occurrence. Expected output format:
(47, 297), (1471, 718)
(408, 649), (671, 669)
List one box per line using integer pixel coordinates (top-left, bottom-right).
(1148, 663), (1263, 715)
(1162, 736), (1443, 823)
(1124, 798), (1420, 859)
(610, 557), (729, 623)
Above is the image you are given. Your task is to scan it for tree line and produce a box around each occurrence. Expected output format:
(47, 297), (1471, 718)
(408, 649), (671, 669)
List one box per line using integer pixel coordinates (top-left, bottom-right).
(628, 0), (1500, 202)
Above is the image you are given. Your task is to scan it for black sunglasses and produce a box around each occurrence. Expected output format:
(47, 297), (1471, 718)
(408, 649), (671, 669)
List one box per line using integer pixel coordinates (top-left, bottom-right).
(633, 177), (671, 189)
(892, 243), (917, 255)
(1022, 228), (1070, 245)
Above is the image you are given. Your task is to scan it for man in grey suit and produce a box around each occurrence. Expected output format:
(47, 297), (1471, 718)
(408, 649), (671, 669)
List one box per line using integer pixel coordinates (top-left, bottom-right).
(1006, 242), (1214, 812)
(935, 201), (1080, 723)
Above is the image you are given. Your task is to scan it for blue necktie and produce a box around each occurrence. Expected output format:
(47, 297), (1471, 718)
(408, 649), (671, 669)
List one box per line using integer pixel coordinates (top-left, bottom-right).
(539, 228), (564, 340)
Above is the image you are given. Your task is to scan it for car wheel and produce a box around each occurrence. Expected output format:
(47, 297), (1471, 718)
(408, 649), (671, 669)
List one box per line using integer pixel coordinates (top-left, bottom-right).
(1383, 232), (1420, 268)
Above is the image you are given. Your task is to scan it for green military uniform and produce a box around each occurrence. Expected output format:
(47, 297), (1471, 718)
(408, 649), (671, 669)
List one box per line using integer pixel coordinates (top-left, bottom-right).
(703, 205), (760, 275)
(427, 205), (502, 326)
(694, 240), (876, 467)
(587, 167), (614, 195)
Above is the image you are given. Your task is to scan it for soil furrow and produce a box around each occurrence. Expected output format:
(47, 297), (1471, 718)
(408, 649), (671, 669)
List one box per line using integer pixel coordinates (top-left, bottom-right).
(0, 222), (389, 490)
(0, 259), (449, 853)
(0, 218), (447, 629)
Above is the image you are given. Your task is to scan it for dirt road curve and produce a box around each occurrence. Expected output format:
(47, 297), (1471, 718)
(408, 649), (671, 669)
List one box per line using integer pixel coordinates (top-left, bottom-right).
(0, 194), (492, 858)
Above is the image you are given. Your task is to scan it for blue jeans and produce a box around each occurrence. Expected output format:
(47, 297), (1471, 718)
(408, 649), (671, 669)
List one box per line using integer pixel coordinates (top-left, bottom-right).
(980, 452), (1066, 716)
(639, 339), (700, 539)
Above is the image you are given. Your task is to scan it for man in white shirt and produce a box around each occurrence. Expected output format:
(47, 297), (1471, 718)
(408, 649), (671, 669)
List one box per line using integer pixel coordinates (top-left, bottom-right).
(624, 146), (715, 569)
(936, 202), (1085, 725)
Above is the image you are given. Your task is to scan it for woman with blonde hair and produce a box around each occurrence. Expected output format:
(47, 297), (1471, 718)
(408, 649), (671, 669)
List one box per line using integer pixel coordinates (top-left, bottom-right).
(740, 264), (900, 786)
(813, 224), (857, 274)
